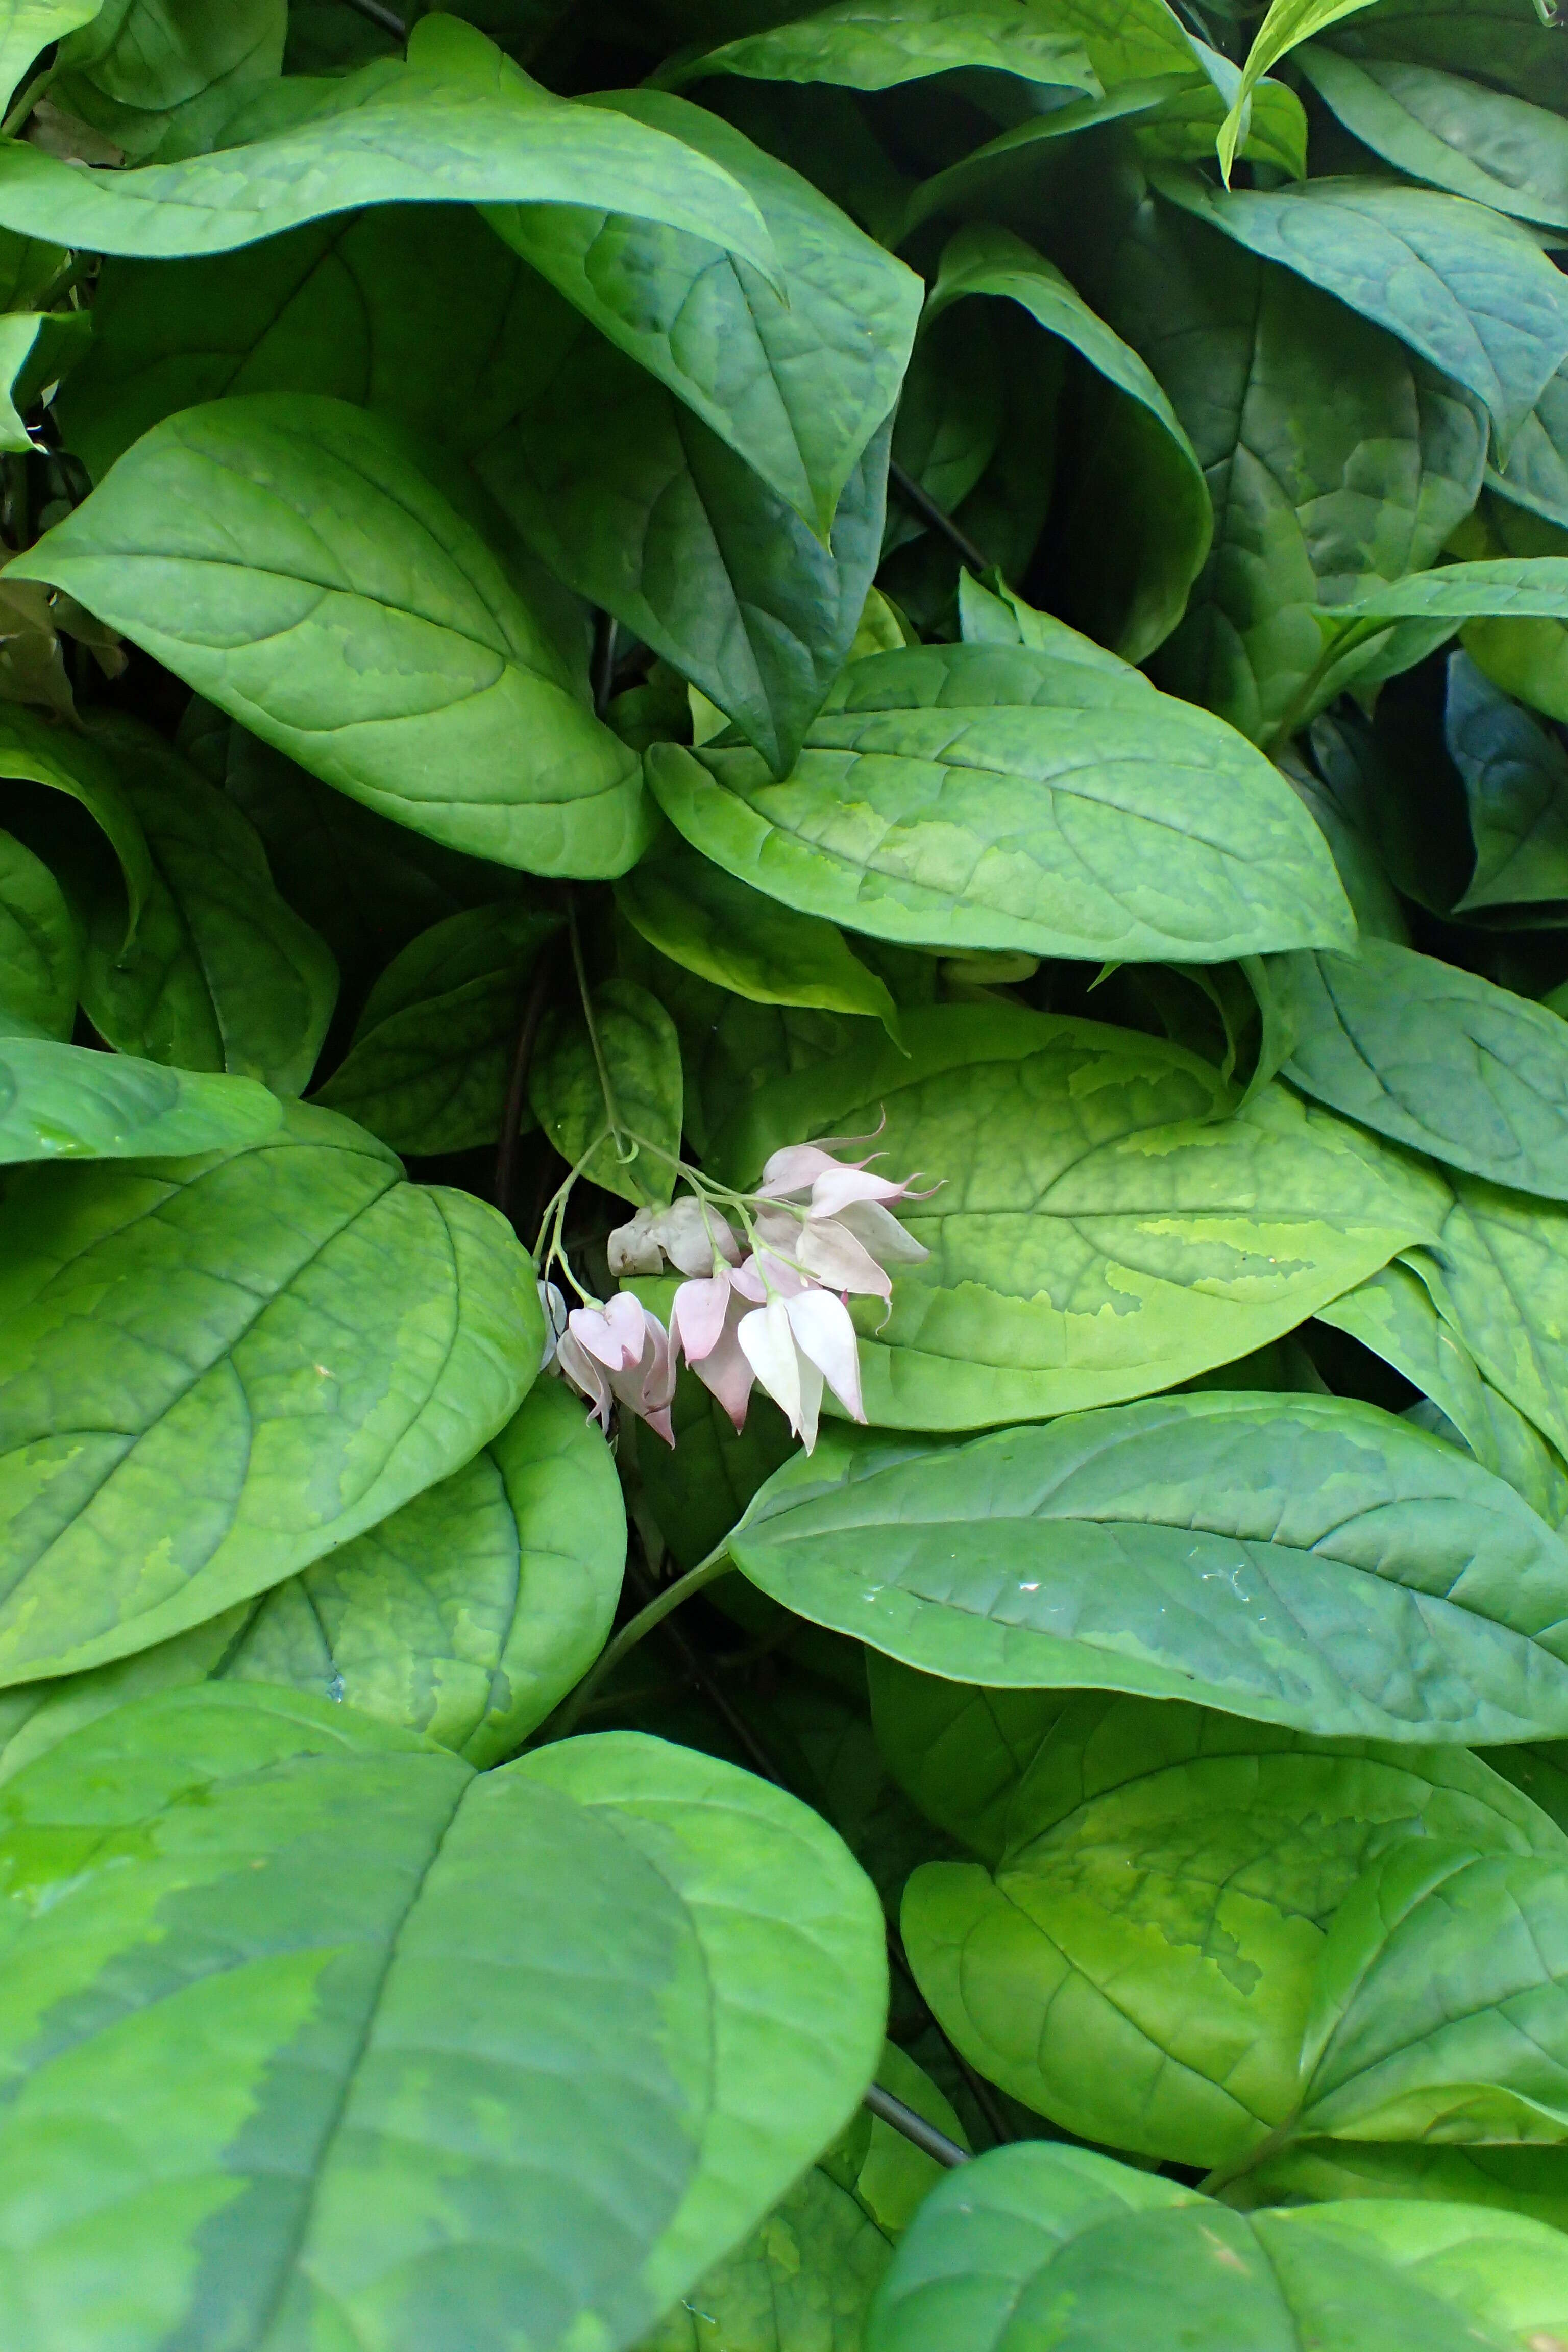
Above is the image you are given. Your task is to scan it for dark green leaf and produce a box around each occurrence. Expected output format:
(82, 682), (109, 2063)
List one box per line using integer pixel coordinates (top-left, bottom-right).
(313, 903), (561, 1157)
(11, 395), (650, 878)
(658, 0), (1100, 92)
(530, 977), (684, 1209)
(712, 1004), (1438, 1428)
(1299, 46), (1568, 228)
(1234, 2139), (1568, 2233)
(0, 1), (95, 112)
(1445, 650), (1568, 913)
(1328, 0), (1568, 114)
(730, 1391), (1568, 1740)
(648, 643), (1354, 967)
(0, 700), (152, 941)
(0, 823), (74, 1037)
(0, 1378), (626, 1778)
(0, 1688), (887, 2351)
(49, 0), (287, 164)
(636, 1359), (797, 1573)
(0, 1098), (541, 1684)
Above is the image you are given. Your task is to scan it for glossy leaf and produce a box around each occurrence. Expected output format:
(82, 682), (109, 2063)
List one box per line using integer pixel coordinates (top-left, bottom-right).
(1156, 169), (1568, 450)
(1336, 558), (1568, 621)
(70, 714), (337, 1096)
(0, 1034), (280, 1163)
(1028, 0), (1204, 87)
(1299, 46), (1568, 230)
(658, 0), (1100, 92)
(0, 701), (152, 941)
(1328, 0), (1568, 112)
(0, 1098), (541, 1686)
(313, 903), (561, 1157)
(729, 1391), (1568, 1741)
(530, 978), (684, 1210)
(0, 0), (95, 111)
(647, 643), (1354, 967)
(1235, 2139), (1568, 2234)
(0, 824), (73, 1038)
(0, 1688), (887, 2351)
(919, 225), (1211, 662)
(1218, 1), (1380, 178)
(710, 1004), (1438, 1428)
(1275, 937), (1568, 1198)
(10, 395), (649, 878)
(616, 829), (899, 1032)
(1406, 1183), (1568, 1465)
(1444, 649), (1568, 913)
(489, 90), (920, 538)
(0, 17), (780, 267)
(867, 2141), (1568, 2352)
(49, 0), (287, 165)
(0, 1378), (627, 1781)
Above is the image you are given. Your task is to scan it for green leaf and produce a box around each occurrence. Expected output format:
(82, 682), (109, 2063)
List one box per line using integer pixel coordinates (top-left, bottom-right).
(956, 568), (1140, 676)
(0, 1378), (627, 1780)
(9, 395), (650, 878)
(1155, 169), (1568, 451)
(48, 0), (287, 164)
(1149, 40), (1310, 182)
(897, 1688), (1563, 2167)
(67, 712), (337, 1095)
(313, 902), (562, 1157)
(0, 1098), (541, 1685)
(648, 644), (1353, 969)
(530, 977), (684, 1210)
(642, 2163), (894, 2352)
(0, 0), (96, 113)
(0, 699), (152, 941)
(1235, 2138), (1568, 2234)
(1026, 0), (1204, 87)
(1218, 2), (1381, 180)
(488, 90), (920, 540)
(1327, 0), (1568, 113)
(0, 1033), (280, 1161)
(730, 1391), (1568, 1741)
(867, 2141), (1568, 2351)
(1298, 46), (1568, 230)
(0, 823), (73, 1037)
(1094, 195), (1487, 747)
(1273, 937), (1568, 1198)
(616, 829), (900, 1033)
(0, 18), (781, 269)
(655, 0), (1101, 92)
(1319, 1260), (1568, 1529)
(1445, 650), (1568, 914)
(1337, 558), (1568, 621)
(712, 1004), (1439, 1428)
(1404, 1182), (1568, 1466)
(898, 86), (1170, 238)
(0, 308), (87, 454)
(1281, 750), (1411, 946)
(1493, 366), (1568, 537)
(918, 225), (1211, 662)
(0, 1687), (887, 2350)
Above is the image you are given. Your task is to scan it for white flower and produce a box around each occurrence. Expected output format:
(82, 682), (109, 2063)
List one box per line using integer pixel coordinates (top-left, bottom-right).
(737, 1290), (866, 1450)
(607, 1198), (741, 1278)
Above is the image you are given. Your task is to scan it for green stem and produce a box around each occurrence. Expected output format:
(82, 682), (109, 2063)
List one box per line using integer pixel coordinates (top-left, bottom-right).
(1262, 618), (1388, 757)
(543, 1548), (737, 1741)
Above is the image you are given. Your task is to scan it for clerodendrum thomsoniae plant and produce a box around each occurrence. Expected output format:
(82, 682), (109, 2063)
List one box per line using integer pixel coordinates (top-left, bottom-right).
(10, 0), (1568, 2345)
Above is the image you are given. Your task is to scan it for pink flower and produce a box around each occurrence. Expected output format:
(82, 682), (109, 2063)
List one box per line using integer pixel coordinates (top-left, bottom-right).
(553, 1292), (677, 1446)
(737, 1290), (866, 1450)
(670, 1265), (755, 1431)
(607, 1198), (741, 1278)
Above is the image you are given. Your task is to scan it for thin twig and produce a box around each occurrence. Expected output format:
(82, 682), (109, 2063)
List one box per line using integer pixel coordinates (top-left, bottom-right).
(495, 933), (563, 1231)
(863, 2083), (969, 2169)
(888, 460), (992, 576)
(340, 0), (407, 34)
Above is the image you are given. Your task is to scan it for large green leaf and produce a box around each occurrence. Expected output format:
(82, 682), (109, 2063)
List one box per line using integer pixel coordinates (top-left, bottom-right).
(658, 0), (1101, 91)
(729, 1392), (1568, 1741)
(530, 978), (684, 1211)
(0, 0), (96, 112)
(616, 829), (899, 1032)
(0, 701), (153, 942)
(0, 1688), (886, 2351)
(0, 1098), (540, 1686)
(313, 902), (561, 1157)
(1156, 170), (1568, 451)
(48, 0), (287, 164)
(647, 644), (1353, 967)
(0, 1378), (627, 1781)
(0, 17), (780, 268)
(1218, 0), (1380, 177)
(0, 1034), (280, 1162)
(1404, 1182), (1568, 1465)
(1093, 196), (1487, 746)
(1026, 0), (1203, 86)
(867, 2142), (1568, 2351)
(1275, 937), (1568, 1198)
(1235, 2138), (1568, 2234)
(10, 395), (650, 877)
(894, 1687), (1564, 2167)
(1444, 649), (1568, 914)
(1327, 0), (1568, 112)
(918, 225), (1211, 662)
(1319, 1260), (1568, 1530)
(710, 1004), (1437, 1427)
(0, 825), (74, 1039)
(489, 91), (919, 539)
(1298, 46), (1568, 229)
(68, 713), (337, 1096)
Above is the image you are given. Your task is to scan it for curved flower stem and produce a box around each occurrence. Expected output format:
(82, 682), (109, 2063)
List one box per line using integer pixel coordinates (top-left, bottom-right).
(544, 1548), (736, 1740)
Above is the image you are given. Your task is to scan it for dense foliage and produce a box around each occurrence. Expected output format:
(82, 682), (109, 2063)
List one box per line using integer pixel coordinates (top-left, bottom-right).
(17, 0), (1568, 2343)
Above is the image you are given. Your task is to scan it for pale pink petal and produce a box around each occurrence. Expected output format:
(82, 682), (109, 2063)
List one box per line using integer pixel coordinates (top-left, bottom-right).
(555, 1329), (613, 1430)
(797, 1216), (892, 1300)
(749, 1210), (815, 1295)
(752, 1244), (811, 1298)
(572, 1291), (646, 1371)
(537, 1280), (568, 1371)
(690, 1306), (757, 1432)
(671, 1272), (732, 1363)
(606, 1210), (663, 1277)
(757, 1144), (844, 1199)
(808, 1167), (913, 1217)
(731, 1254), (768, 1305)
(838, 1197), (931, 1268)
(739, 1298), (803, 1432)
(652, 1196), (741, 1275)
(786, 1288), (866, 1423)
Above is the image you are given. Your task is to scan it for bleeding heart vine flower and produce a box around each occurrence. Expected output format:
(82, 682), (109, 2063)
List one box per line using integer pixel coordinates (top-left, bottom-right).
(542, 1132), (934, 1454)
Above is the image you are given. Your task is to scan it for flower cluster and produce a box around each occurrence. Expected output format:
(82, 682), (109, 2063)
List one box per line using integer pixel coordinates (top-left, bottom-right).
(540, 1135), (931, 1454)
